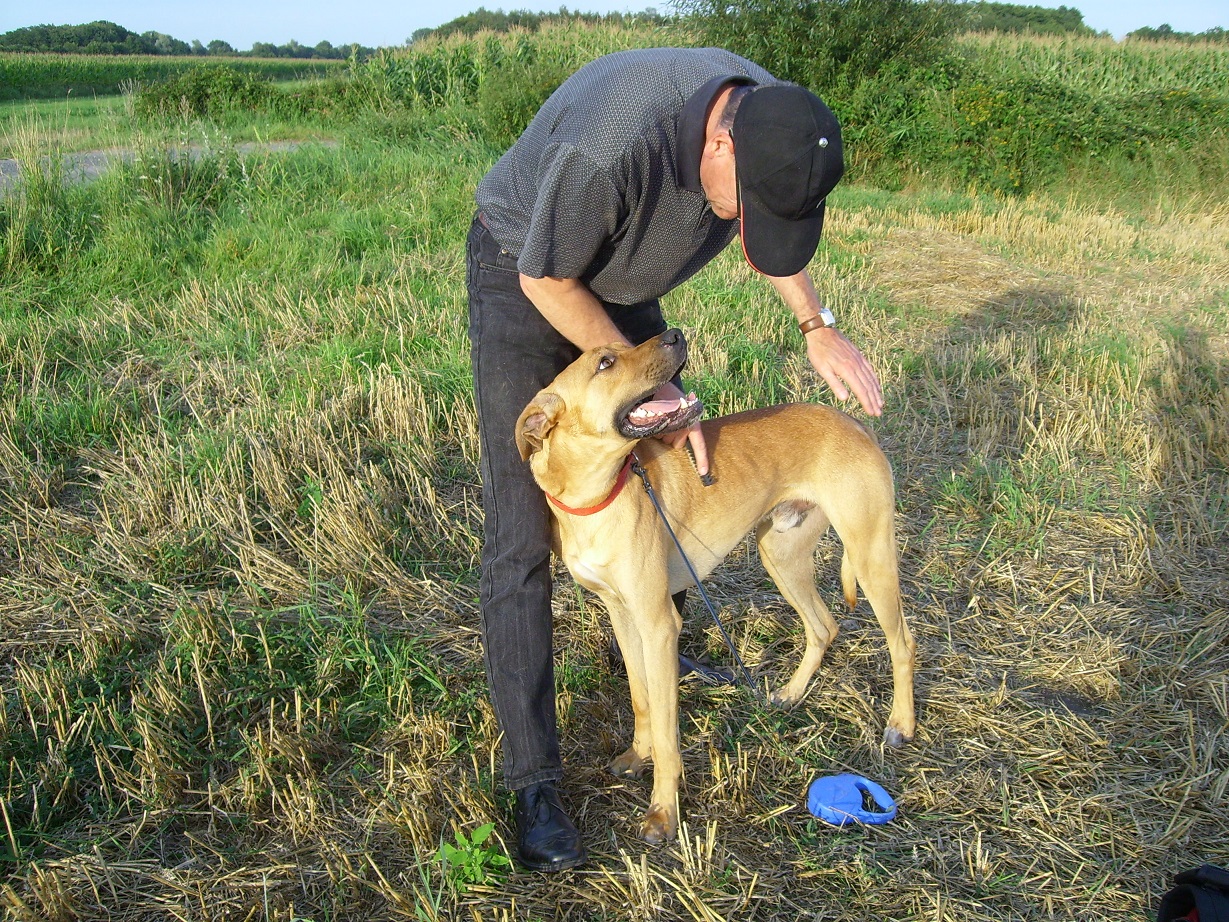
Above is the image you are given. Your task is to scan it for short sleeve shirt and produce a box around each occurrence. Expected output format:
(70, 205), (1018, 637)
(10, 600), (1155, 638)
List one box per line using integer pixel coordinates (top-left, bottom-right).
(475, 47), (780, 305)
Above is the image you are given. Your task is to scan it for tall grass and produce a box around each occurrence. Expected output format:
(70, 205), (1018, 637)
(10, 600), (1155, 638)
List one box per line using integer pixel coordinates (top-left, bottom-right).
(354, 21), (676, 145)
(359, 21), (670, 108)
(0, 121), (90, 273)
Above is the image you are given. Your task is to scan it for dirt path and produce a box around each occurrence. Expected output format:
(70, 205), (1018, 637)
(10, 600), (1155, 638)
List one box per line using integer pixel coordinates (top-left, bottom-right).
(0, 139), (336, 195)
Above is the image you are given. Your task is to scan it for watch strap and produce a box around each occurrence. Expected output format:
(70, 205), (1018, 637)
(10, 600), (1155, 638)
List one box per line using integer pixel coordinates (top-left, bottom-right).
(798, 309), (835, 335)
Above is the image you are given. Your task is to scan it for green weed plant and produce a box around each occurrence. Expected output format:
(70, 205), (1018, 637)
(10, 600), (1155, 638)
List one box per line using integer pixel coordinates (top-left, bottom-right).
(436, 822), (511, 893)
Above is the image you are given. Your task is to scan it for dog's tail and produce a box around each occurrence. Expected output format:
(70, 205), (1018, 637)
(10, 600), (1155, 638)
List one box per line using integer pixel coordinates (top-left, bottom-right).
(840, 551), (858, 611)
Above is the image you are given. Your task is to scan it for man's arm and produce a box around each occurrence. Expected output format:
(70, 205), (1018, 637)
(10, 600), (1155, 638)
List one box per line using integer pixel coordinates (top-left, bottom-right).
(520, 274), (711, 475)
(520, 274), (631, 351)
(768, 270), (884, 417)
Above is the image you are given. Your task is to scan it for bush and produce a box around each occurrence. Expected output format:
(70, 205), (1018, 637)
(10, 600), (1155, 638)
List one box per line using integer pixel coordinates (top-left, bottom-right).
(279, 76), (383, 120)
(840, 53), (1229, 195)
(836, 57), (962, 181)
(476, 53), (572, 147)
(674, 0), (957, 92)
(134, 65), (282, 121)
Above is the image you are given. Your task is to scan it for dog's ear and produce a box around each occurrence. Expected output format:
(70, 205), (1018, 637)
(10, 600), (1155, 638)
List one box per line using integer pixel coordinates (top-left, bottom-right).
(514, 392), (564, 461)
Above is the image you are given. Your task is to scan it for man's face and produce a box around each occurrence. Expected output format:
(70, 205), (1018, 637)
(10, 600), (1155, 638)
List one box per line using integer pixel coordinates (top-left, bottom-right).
(699, 132), (738, 220)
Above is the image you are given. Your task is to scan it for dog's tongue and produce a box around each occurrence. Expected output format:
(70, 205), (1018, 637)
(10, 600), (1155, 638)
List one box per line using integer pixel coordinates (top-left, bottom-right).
(628, 393), (698, 424)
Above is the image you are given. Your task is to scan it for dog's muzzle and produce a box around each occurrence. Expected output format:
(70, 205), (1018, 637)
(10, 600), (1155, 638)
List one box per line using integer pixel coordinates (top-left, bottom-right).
(618, 392), (703, 439)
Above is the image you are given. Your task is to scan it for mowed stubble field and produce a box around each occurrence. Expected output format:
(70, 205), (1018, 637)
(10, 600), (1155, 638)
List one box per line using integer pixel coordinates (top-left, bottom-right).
(1, 28), (1227, 922)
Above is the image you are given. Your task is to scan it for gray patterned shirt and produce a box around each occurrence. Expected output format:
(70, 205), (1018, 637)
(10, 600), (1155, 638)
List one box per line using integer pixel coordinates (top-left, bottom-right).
(475, 47), (780, 305)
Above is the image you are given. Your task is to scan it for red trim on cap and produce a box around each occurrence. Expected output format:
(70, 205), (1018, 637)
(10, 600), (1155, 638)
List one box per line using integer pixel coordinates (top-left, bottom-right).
(736, 181), (767, 275)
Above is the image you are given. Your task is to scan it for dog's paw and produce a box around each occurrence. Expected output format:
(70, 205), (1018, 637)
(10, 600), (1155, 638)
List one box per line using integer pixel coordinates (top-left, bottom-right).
(641, 803), (676, 845)
(609, 748), (649, 779)
(883, 725), (913, 748)
(769, 685), (803, 708)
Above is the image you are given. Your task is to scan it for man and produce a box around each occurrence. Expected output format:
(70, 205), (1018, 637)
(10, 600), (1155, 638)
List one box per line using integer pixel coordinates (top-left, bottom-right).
(466, 47), (882, 872)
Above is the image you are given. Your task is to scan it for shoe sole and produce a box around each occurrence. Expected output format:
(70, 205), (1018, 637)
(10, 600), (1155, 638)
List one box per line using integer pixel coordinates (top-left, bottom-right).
(517, 851), (588, 873)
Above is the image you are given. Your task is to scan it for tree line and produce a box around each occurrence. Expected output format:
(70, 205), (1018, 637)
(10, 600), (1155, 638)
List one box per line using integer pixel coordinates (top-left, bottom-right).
(414, 2), (1228, 44)
(0, 20), (376, 59)
(410, 6), (669, 43)
(1126, 23), (1228, 42)
(413, 3), (1097, 42)
(3, 8), (1224, 56)
(960, 3), (1093, 36)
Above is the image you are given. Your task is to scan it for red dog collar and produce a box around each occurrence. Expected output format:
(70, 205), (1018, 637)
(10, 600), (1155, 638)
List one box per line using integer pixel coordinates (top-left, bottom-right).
(545, 454), (635, 516)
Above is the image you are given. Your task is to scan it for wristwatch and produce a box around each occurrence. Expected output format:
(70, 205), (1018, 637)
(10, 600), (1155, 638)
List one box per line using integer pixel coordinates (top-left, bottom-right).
(798, 307), (836, 335)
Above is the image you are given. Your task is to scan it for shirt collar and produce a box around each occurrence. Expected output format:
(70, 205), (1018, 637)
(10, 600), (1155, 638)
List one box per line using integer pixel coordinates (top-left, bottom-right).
(677, 75), (757, 194)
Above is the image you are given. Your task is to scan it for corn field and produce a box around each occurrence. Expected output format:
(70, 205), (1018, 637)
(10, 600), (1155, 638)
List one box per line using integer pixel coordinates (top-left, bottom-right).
(957, 32), (1229, 94)
(0, 53), (344, 101)
(364, 21), (677, 108)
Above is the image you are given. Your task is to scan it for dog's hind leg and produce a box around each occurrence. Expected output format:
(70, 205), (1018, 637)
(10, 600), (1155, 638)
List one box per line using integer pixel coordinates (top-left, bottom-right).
(756, 506), (840, 707)
(845, 540), (916, 747)
(833, 503), (917, 748)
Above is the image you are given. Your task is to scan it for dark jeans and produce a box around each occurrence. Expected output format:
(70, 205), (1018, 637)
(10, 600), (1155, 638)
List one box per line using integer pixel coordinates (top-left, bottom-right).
(466, 214), (669, 790)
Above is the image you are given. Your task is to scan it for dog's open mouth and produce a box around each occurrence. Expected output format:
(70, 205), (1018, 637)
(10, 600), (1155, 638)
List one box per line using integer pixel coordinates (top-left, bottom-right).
(617, 391), (704, 439)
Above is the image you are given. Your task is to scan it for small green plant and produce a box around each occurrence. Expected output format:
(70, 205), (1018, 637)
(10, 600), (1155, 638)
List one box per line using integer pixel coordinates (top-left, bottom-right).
(436, 822), (511, 893)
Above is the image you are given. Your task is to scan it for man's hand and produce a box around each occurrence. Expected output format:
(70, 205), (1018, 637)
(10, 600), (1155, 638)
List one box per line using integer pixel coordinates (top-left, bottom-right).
(651, 381), (709, 477)
(766, 271), (885, 417)
(804, 326), (883, 417)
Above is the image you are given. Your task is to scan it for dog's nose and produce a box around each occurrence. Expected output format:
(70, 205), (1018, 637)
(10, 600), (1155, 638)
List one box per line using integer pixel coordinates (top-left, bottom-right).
(661, 328), (685, 348)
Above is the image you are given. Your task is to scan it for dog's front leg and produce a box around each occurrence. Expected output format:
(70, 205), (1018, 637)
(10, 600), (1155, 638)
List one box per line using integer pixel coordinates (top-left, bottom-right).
(604, 588), (683, 844)
(609, 587), (688, 850)
(606, 600), (654, 781)
(637, 598), (683, 845)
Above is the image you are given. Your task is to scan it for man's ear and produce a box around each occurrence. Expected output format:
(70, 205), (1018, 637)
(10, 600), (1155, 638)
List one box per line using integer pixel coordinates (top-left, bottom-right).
(514, 392), (564, 461)
(706, 129), (734, 160)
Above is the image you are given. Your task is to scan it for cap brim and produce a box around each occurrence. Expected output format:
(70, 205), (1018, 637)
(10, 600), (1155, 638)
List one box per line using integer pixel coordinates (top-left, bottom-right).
(739, 194), (825, 278)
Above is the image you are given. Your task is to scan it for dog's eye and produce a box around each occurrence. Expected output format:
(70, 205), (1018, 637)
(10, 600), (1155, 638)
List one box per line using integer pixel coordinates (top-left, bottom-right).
(597, 354), (616, 372)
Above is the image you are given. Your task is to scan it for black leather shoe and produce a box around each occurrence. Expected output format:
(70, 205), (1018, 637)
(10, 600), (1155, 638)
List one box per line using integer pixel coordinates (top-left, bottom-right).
(514, 782), (587, 872)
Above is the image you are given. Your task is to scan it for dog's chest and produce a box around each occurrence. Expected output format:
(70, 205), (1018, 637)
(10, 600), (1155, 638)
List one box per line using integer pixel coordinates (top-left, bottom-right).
(563, 549), (615, 593)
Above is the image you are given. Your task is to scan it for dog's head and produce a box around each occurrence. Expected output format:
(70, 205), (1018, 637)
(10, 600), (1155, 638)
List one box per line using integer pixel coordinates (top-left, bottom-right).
(515, 329), (703, 496)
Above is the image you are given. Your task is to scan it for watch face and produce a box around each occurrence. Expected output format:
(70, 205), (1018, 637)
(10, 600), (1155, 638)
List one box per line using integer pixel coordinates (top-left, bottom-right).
(820, 308), (835, 326)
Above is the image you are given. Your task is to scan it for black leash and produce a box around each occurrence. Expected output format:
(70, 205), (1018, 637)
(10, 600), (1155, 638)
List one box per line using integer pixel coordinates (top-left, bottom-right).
(629, 452), (769, 706)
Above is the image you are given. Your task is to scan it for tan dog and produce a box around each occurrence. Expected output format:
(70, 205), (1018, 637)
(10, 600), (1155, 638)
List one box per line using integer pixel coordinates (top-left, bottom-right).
(515, 329), (916, 844)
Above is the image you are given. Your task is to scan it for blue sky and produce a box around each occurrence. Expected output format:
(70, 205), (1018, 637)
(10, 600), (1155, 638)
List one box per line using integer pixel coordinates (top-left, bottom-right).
(1, 1), (1225, 50)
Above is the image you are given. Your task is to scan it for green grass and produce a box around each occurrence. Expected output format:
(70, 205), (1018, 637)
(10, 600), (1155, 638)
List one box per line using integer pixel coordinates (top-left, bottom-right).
(0, 94), (129, 153)
(1, 20), (1227, 922)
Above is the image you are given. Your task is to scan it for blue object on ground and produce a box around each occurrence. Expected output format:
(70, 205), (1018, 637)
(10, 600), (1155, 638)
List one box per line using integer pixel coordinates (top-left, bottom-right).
(806, 773), (898, 827)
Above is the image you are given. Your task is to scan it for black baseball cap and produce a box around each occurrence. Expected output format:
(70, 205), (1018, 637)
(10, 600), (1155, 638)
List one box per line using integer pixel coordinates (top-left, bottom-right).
(731, 85), (844, 277)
